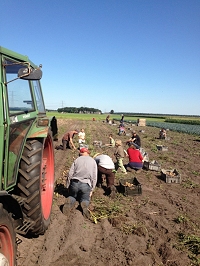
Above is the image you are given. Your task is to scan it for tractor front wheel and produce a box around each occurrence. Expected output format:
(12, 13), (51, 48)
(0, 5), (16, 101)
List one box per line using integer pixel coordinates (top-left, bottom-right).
(18, 136), (55, 235)
(0, 203), (16, 266)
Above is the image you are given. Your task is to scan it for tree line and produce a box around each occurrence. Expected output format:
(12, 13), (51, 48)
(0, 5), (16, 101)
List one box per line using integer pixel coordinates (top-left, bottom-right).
(57, 106), (102, 114)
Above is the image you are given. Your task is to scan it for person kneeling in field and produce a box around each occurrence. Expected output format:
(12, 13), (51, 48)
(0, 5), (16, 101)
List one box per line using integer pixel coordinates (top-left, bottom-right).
(118, 124), (126, 136)
(78, 128), (86, 145)
(126, 142), (144, 173)
(159, 128), (167, 139)
(63, 148), (97, 219)
(62, 129), (79, 150)
(101, 134), (115, 148)
(93, 153), (117, 198)
(126, 130), (141, 149)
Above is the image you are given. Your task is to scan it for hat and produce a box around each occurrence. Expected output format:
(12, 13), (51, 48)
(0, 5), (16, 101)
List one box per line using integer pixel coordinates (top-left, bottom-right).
(132, 130), (136, 134)
(75, 129), (79, 133)
(80, 147), (90, 154)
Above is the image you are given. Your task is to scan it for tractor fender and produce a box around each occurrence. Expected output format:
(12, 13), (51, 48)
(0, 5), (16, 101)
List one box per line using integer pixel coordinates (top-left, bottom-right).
(27, 117), (58, 140)
(27, 126), (49, 139)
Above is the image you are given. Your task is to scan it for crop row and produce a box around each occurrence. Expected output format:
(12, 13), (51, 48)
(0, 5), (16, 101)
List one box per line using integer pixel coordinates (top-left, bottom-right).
(123, 119), (200, 135)
(146, 121), (200, 135)
(165, 118), (200, 125)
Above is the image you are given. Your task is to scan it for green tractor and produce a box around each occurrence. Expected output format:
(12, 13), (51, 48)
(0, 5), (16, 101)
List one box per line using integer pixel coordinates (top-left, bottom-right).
(0, 46), (56, 265)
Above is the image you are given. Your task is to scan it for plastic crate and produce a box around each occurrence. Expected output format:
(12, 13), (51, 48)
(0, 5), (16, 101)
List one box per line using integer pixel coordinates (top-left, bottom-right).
(156, 145), (168, 151)
(144, 160), (161, 171)
(161, 169), (181, 183)
(119, 177), (142, 196)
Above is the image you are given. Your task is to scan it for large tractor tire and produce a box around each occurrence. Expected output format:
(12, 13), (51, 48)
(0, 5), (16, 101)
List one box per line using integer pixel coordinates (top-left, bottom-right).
(0, 203), (16, 266)
(18, 135), (55, 235)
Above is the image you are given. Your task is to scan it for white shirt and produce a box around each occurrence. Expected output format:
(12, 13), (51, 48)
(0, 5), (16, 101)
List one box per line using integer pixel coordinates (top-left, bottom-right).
(78, 131), (85, 143)
(94, 154), (115, 169)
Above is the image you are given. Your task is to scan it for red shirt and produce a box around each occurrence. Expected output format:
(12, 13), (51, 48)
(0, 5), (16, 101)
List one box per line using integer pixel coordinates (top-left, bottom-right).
(127, 148), (143, 163)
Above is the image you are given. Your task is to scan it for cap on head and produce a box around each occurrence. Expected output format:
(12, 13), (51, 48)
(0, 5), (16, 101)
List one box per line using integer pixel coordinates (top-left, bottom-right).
(132, 130), (136, 134)
(75, 129), (79, 133)
(80, 147), (90, 154)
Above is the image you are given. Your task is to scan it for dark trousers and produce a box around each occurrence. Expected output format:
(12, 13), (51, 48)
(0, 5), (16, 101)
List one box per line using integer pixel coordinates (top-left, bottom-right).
(127, 162), (143, 170)
(62, 139), (71, 150)
(97, 165), (115, 188)
(68, 180), (91, 207)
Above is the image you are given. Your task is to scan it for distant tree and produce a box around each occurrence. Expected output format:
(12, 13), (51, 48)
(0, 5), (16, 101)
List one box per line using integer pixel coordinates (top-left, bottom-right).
(57, 106), (102, 113)
(110, 110), (114, 114)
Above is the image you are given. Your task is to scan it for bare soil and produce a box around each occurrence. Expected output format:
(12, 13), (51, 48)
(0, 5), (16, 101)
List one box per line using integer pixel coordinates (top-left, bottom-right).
(17, 119), (200, 266)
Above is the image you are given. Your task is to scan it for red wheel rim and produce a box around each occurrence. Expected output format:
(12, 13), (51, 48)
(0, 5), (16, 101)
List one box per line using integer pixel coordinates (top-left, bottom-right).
(41, 135), (54, 220)
(0, 225), (14, 265)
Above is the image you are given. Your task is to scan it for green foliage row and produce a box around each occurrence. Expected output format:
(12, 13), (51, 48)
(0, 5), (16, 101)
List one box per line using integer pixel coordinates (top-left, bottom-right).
(115, 112), (200, 119)
(165, 118), (200, 125)
(124, 113), (166, 119)
(146, 121), (200, 135)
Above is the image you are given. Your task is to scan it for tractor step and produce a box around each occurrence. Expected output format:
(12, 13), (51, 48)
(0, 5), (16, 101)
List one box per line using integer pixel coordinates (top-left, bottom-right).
(11, 194), (26, 206)
(15, 219), (35, 235)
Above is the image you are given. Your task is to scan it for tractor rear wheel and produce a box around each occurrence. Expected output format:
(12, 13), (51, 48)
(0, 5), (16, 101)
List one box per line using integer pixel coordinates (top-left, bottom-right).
(0, 203), (16, 266)
(18, 136), (55, 235)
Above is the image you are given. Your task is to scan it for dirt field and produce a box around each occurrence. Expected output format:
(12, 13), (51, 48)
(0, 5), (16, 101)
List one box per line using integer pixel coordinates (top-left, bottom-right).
(16, 119), (200, 266)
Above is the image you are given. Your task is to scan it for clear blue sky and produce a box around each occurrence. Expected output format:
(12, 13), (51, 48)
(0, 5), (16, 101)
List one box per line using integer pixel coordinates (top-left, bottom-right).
(2, 0), (200, 115)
